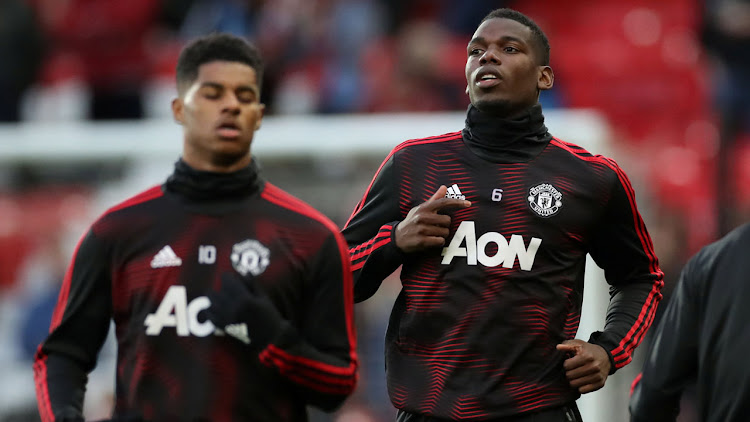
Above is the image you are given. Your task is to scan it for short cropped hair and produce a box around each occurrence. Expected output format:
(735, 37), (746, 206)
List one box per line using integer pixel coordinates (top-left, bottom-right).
(175, 33), (264, 95)
(481, 9), (550, 66)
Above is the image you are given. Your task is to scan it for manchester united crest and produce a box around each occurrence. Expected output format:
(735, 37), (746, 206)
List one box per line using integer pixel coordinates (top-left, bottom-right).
(231, 239), (270, 276)
(528, 183), (563, 217)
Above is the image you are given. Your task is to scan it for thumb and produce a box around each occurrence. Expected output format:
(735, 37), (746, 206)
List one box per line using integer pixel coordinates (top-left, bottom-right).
(556, 341), (580, 353)
(429, 185), (448, 201)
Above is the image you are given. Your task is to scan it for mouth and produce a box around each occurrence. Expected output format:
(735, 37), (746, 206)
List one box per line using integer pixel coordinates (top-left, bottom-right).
(216, 122), (241, 139)
(475, 69), (502, 88)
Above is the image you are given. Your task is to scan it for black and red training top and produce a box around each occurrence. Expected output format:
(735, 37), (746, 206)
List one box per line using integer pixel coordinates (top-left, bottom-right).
(34, 159), (358, 422)
(343, 104), (663, 420)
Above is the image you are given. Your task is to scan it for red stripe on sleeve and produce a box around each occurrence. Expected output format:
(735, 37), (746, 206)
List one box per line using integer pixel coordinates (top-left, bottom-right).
(33, 351), (53, 422)
(49, 233), (86, 331)
(349, 228), (392, 257)
(259, 350), (355, 394)
(263, 345), (357, 380)
(350, 228), (393, 261)
(606, 162), (663, 366)
(630, 372), (642, 396)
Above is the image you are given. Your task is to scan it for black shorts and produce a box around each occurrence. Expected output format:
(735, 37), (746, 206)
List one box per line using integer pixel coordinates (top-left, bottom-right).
(396, 403), (583, 422)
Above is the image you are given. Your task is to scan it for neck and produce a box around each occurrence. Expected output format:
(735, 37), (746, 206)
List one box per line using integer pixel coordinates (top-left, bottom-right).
(181, 154), (253, 174)
(165, 157), (264, 201)
(461, 103), (551, 163)
(472, 100), (538, 119)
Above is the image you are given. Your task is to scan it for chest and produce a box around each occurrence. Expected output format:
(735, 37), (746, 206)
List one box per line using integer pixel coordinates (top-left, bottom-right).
(394, 150), (611, 246)
(107, 207), (316, 326)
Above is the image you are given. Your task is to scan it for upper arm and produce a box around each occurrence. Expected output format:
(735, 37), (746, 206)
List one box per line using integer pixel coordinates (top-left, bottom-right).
(588, 162), (662, 286)
(41, 229), (113, 368)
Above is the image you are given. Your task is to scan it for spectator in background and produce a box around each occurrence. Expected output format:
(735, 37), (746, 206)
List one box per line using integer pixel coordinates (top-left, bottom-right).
(361, 20), (466, 112)
(32, 0), (162, 120)
(701, 0), (750, 236)
(630, 221), (750, 422)
(0, 0), (44, 122)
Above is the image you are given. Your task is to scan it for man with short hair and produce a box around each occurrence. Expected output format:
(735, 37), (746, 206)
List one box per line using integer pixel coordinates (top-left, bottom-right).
(343, 8), (663, 421)
(33, 33), (358, 422)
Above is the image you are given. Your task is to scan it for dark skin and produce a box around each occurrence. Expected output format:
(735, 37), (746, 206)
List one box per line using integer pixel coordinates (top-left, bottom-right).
(395, 185), (471, 253)
(465, 17), (553, 117)
(171, 60), (265, 173)
(396, 17), (611, 394)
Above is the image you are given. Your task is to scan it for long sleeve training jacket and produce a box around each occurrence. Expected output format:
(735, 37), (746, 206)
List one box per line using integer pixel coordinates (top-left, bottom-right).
(630, 222), (750, 422)
(343, 105), (663, 420)
(34, 159), (358, 422)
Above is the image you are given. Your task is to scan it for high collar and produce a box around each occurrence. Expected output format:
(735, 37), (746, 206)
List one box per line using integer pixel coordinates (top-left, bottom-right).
(461, 104), (552, 163)
(165, 158), (264, 201)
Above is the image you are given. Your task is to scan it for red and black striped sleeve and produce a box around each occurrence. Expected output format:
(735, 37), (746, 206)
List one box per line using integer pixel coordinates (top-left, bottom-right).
(341, 153), (405, 302)
(259, 185), (358, 410)
(33, 228), (112, 422)
(586, 157), (664, 372)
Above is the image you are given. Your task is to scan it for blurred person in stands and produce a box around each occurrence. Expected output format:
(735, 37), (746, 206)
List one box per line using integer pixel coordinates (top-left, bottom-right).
(629, 221), (750, 421)
(31, 0), (162, 119)
(0, 0), (44, 121)
(33, 33), (357, 422)
(343, 8), (663, 421)
(701, 0), (750, 235)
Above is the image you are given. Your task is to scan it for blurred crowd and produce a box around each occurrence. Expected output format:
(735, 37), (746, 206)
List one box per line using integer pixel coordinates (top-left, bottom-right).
(0, 0), (511, 121)
(0, 0), (749, 421)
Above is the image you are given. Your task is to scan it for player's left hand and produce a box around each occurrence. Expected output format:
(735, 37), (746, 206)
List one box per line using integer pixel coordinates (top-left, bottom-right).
(556, 339), (611, 394)
(206, 272), (286, 349)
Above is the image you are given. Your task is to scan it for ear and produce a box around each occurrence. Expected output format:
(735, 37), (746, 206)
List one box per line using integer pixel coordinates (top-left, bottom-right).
(538, 66), (554, 91)
(254, 103), (266, 131)
(171, 98), (184, 125)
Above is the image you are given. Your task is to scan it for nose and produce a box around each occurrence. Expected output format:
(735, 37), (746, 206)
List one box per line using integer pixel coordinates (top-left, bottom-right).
(480, 47), (500, 65)
(222, 94), (241, 114)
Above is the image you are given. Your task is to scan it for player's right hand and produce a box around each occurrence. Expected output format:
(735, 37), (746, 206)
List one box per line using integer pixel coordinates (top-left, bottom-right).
(395, 185), (471, 253)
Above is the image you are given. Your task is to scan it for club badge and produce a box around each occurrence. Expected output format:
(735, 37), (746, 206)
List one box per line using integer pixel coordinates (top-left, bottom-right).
(231, 239), (270, 276)
(528, 183), (563, 217)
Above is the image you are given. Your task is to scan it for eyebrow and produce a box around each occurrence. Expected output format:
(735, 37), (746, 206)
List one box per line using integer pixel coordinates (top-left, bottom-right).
(468, 35), (527, 47)
(199, 82), (258, 95)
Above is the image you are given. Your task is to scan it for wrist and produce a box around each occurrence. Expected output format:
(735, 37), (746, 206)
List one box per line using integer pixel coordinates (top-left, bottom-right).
(588, 331), (617, 374)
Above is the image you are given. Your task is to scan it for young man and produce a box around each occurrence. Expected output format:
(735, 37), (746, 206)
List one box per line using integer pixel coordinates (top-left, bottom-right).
(33, 33), (357, 422)
(629, 221), (750, 422)
(343, 8), (663, 421)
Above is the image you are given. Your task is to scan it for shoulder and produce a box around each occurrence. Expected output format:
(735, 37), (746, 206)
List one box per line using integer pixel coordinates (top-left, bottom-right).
(691, 222), (750, 271)
(104, 185), (165, 214)
(390, 131), (462, 155)
(92, 185), (164, 229)
(260, 182), (340, 236)
(547, 137), (620, 169)
(546, 137), (635, 188)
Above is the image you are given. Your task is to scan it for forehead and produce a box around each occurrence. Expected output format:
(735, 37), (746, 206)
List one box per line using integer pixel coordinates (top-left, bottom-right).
(471, 17), (534, 45)
(194, 60), (259, 88)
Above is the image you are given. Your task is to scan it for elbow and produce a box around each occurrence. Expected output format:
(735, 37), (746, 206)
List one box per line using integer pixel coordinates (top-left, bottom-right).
(313, 394), (350, 413)
(308, 382), (358, 413)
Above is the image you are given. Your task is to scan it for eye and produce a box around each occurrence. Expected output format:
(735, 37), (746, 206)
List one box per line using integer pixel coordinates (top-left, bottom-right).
(468, 48), (484, 56)
(504, 46), (519, 53)
(236, 90), (257, 103)
(202, 87), (221, 99)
